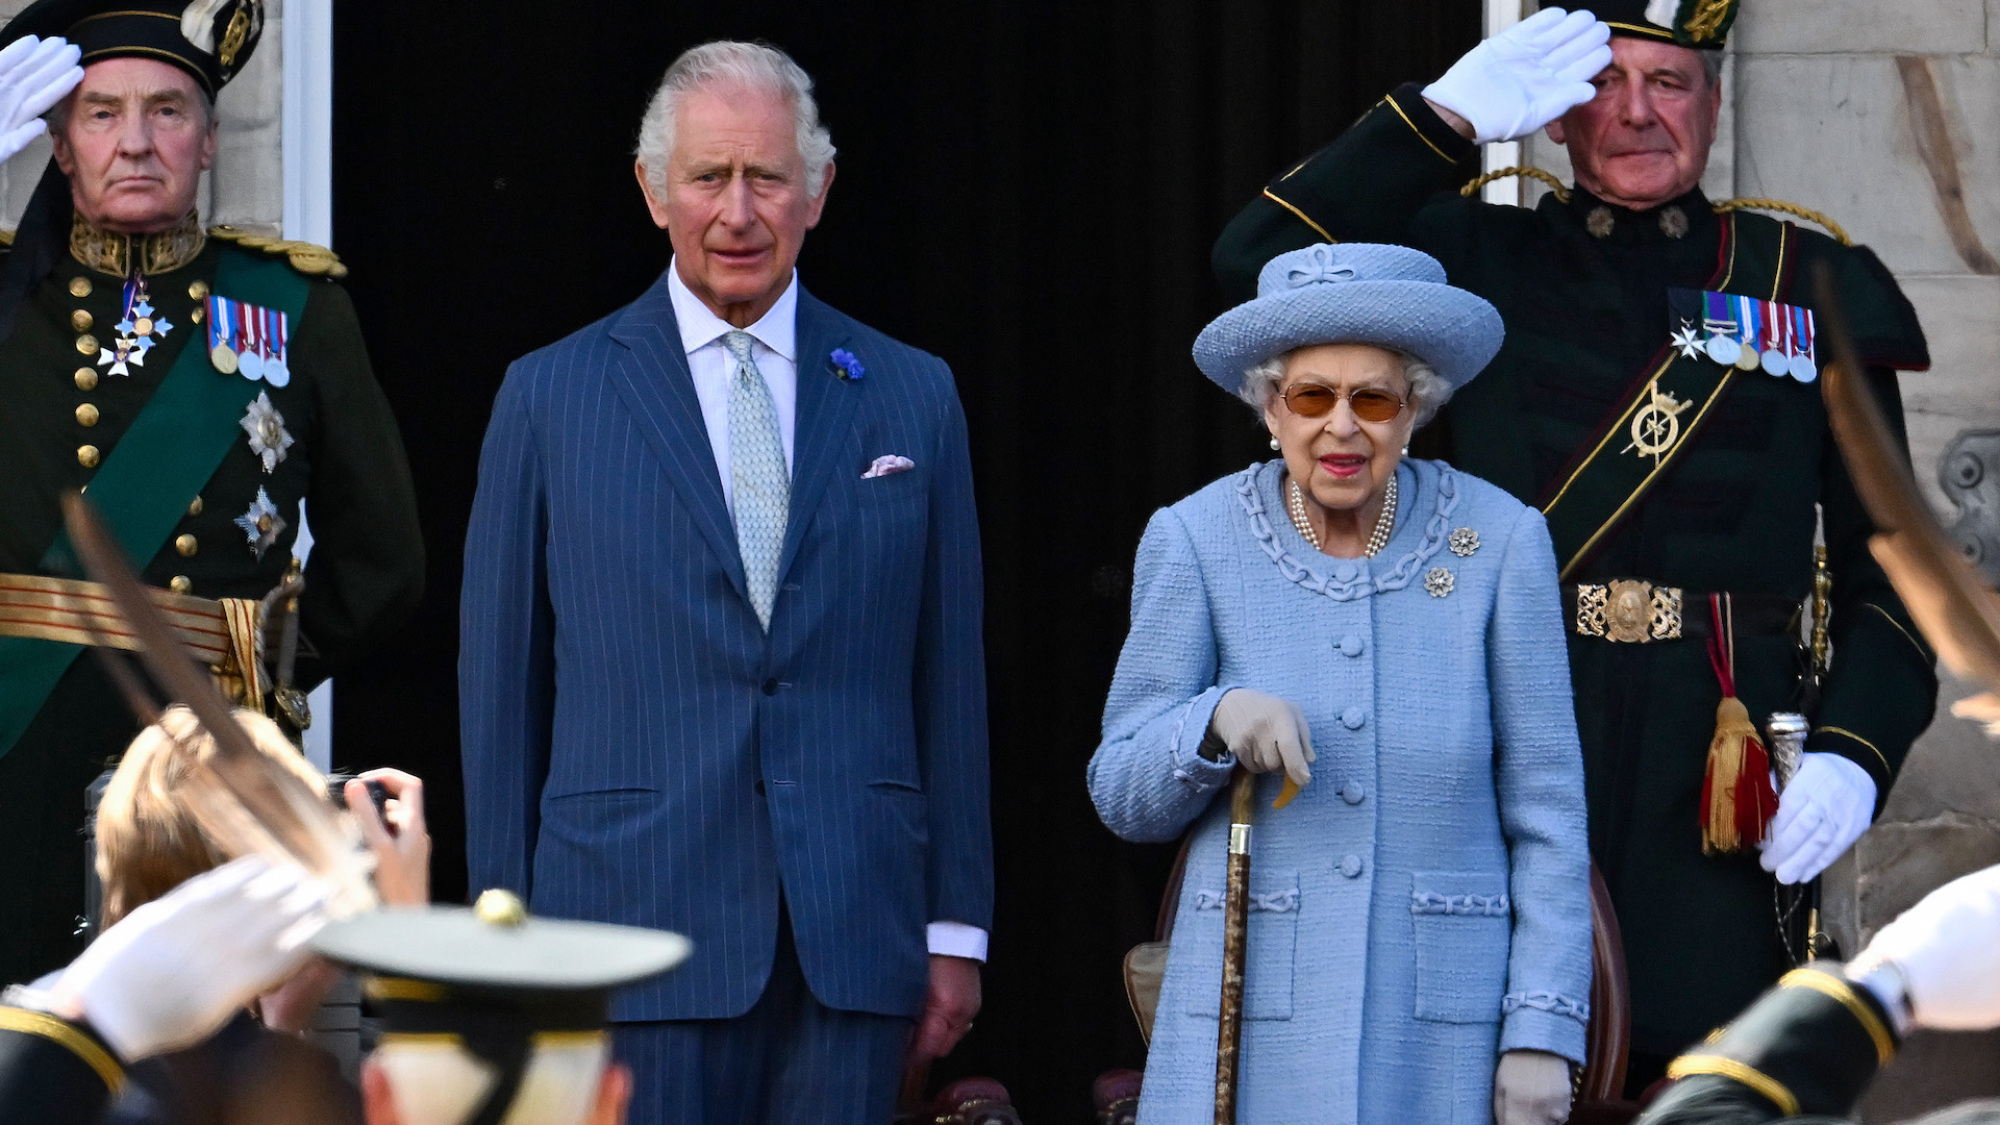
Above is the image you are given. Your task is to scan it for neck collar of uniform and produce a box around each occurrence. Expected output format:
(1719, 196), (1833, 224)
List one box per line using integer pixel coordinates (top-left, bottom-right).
(1564, 184), (1715, 245)
(69, 210), (206, 277)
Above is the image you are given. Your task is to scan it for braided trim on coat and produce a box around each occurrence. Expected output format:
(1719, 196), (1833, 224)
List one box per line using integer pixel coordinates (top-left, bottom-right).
(1236, 463), (1459, 602)
(1502, 990), (1591, 1022)
(1410, 891), (1511, 916)
(1191, 889), (1301, 913)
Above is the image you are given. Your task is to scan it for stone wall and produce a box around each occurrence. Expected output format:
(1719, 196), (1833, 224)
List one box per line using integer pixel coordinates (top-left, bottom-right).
(0, 0), (283, 232)
(1517, 4), (2000, 1116)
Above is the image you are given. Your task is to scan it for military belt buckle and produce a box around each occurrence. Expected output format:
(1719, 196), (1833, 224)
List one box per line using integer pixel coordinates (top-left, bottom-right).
(1576, 580), (1684, 643)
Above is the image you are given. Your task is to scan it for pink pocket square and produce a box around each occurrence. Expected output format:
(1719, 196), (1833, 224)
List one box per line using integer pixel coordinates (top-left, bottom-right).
(862, 455), (916, 479)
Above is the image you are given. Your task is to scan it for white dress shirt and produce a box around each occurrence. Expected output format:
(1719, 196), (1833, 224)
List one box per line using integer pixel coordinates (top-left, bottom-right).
(665, 261), (988, 964)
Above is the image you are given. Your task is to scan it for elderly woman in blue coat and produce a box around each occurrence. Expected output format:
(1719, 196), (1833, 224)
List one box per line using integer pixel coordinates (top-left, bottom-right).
(1089, 243), (1592, 1125)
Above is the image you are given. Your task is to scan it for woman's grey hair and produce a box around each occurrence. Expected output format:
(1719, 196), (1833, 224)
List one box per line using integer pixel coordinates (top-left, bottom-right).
(634, 41), (837, 199)
(1238, 347), (1453, 428)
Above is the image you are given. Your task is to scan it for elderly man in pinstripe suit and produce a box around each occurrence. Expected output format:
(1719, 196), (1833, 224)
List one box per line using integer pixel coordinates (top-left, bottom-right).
(459, 40), (992, 1125)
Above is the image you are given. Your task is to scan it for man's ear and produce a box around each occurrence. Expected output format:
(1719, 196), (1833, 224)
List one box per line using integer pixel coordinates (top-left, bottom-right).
(634, 160), (671, 230)
(1544, 116), (1568, 146)
(803, 160), (835, 231)
(587, 1063), (633, 1125)
(359, 1058), (405, 1125)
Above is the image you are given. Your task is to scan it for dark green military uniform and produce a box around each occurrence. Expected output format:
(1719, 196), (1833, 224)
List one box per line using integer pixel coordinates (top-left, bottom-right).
(1212, 78), (1937, 1064)
(0, 224), (423, 985)
(0, 0), (423, 987)
(1637, 963), (1918, 1125)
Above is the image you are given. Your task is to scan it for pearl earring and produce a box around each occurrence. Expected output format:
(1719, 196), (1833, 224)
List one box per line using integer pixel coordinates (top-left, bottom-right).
(1269, 436), (1281, 451)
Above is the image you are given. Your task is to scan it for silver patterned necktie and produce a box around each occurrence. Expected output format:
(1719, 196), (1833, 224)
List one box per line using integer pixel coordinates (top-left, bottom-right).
(723, 330), (789, 630)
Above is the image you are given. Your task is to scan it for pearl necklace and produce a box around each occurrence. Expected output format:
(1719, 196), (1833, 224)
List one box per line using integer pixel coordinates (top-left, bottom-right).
(1288, 473), (1398, 558)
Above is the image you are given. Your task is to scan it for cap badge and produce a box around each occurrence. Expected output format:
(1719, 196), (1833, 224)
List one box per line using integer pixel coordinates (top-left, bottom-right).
(475, 889), (529, 928)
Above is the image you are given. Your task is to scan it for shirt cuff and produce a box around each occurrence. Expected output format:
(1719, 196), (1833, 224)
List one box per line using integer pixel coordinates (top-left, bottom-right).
(927, 921), (989, 962)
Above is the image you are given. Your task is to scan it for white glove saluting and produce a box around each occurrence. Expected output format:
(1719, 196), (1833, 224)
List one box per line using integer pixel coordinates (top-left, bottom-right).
(1422, 7), (1612, 144)
(0, 35), (82, 165)
(1760, 752), (1876, 885)
(1208, 687), (1314, 790)
(48, 855), (331, 1061)
(1850, 863), (2000, 1031)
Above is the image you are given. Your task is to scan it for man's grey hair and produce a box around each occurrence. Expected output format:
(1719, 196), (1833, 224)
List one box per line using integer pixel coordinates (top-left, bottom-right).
(634, 41), (836, 199)
(1238, 347), (1453, 429)
(1700, 50), (1725, 90)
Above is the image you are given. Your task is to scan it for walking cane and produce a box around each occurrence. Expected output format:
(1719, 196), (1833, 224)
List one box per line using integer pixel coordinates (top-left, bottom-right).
(1214, 768), (1257, 1125)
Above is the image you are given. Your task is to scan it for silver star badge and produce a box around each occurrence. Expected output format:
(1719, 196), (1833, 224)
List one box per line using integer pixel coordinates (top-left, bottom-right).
(96, 337), (142, 376)
(1671, 321), (1704, 360)
(233, 487), (287, 560)
(1424, 567), (1455, 598)
(239, 391), (294, 474)
(1449, 527), (1480, 557)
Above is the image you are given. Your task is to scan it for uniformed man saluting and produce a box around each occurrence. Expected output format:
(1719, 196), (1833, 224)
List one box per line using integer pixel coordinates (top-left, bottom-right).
(0, 0), (422, 986)
(1213, 0), (1937, 1093)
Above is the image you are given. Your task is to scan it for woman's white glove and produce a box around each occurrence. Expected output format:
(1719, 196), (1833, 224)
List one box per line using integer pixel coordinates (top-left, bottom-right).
(0, 36), (82, 164)
(1208, 688), (1314, 789)
(1850, 863), (2000, 1031)
(1421, 7), (1611, 144)
(1494, 1049), (1573, 1125)
(48, 855), (331, 1061)
(1760, 752), (1876, 885)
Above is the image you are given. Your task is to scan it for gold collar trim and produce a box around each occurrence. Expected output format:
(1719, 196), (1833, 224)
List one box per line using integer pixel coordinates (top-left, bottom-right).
(70, 211), (207, 277)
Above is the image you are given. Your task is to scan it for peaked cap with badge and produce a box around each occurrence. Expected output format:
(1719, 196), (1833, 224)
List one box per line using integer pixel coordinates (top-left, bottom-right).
(0, 0), (423, 989)
(1212, 0), (1937, 1090)
(1572, 0), (1738, 49)
(314, 890), (691, 1125)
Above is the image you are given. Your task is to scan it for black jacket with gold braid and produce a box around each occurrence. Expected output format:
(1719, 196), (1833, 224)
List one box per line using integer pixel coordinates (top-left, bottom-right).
(1212, 84), (1937, 1059)
(0, 218), (423, 985)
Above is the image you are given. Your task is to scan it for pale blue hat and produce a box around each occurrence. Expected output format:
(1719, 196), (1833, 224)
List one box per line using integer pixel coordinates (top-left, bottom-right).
(1193, 243), (1504, 394)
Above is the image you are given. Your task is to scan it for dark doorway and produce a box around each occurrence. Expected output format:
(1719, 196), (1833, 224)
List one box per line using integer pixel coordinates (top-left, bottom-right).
(332, 1), (1477, 1118)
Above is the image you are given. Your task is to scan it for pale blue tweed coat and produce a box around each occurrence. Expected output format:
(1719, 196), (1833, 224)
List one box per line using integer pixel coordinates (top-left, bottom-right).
(1089, 457), (1592, 1125)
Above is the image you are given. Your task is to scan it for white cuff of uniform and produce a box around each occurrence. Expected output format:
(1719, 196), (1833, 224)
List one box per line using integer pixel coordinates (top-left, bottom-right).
(927, 921), (988, 962)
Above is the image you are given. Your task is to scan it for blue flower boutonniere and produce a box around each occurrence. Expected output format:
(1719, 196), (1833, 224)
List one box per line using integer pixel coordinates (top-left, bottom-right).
(830, 347), (865, 381)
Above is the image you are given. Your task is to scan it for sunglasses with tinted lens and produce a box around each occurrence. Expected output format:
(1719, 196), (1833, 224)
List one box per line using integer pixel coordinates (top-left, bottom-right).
(1279, 384), (1408, 423)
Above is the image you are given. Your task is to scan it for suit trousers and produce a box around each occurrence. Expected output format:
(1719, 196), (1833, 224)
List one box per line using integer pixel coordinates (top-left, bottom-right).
(614, 915), (913, 1125)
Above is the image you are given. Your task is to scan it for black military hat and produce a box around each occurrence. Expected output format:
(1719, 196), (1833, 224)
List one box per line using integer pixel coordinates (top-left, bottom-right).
(312, 890), (691, 1125)
(1548, 0), (1738, 49)
(1, 0), (265, 97)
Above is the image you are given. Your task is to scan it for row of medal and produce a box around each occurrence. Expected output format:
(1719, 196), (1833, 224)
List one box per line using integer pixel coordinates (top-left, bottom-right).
(207, 294), (291, 387)
(1668, 289), (1818, 384)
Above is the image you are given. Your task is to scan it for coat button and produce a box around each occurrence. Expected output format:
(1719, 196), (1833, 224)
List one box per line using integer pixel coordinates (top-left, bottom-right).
(754, 779), (766, 795)
(1340, 854), (1364, 878)
(187, 496), (203, 517)
(169, 576), (192, 594)
(175, 534), (197, 557)
(761, 678), (780, 696)
(1338, 634), (1364, 658)
(68, 277), (91, 298)
(1341, 706), (1367, 730)
(76, 334), (98, 356)
(74, 366), (96, 391)
(75, 403), (98, 427)
(1333, 561), (1359, 582)
(70, 309), (92, 333)
(1340, 782), (1366, 805)
(77, 444), (99, 468)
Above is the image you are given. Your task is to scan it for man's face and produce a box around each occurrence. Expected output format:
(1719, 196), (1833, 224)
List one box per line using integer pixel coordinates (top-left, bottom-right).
(51, 58), (215, 234)
(635, 83), (832, 328)
(1546, 37), (1720, 210)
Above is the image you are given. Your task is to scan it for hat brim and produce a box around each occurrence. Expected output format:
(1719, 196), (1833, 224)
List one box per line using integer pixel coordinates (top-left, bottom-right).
(1192, 279), (1504, 396)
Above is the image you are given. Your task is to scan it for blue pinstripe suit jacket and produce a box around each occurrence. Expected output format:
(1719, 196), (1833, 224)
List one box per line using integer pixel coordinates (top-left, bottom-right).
(459, 270), (992, 1022)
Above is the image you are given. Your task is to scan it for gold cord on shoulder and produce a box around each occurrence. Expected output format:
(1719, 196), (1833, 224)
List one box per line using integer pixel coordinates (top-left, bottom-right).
(1459, 166), (1571, 204)
(0, 1007), (124, 1093)
(1666, 1055), (1799, 1115)
(1778, 969), (1896, 1065)
(69, 211), (206, 276)
(1713, 198), (1852, 246)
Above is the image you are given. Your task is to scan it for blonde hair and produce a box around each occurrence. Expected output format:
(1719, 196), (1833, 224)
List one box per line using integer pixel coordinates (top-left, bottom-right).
(96, 706), (331, 929)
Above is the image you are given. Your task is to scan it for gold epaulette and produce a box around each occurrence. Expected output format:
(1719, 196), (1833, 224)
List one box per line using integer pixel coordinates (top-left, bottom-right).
(0, 227), (15, 246)
(208, 225), (348, 278)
